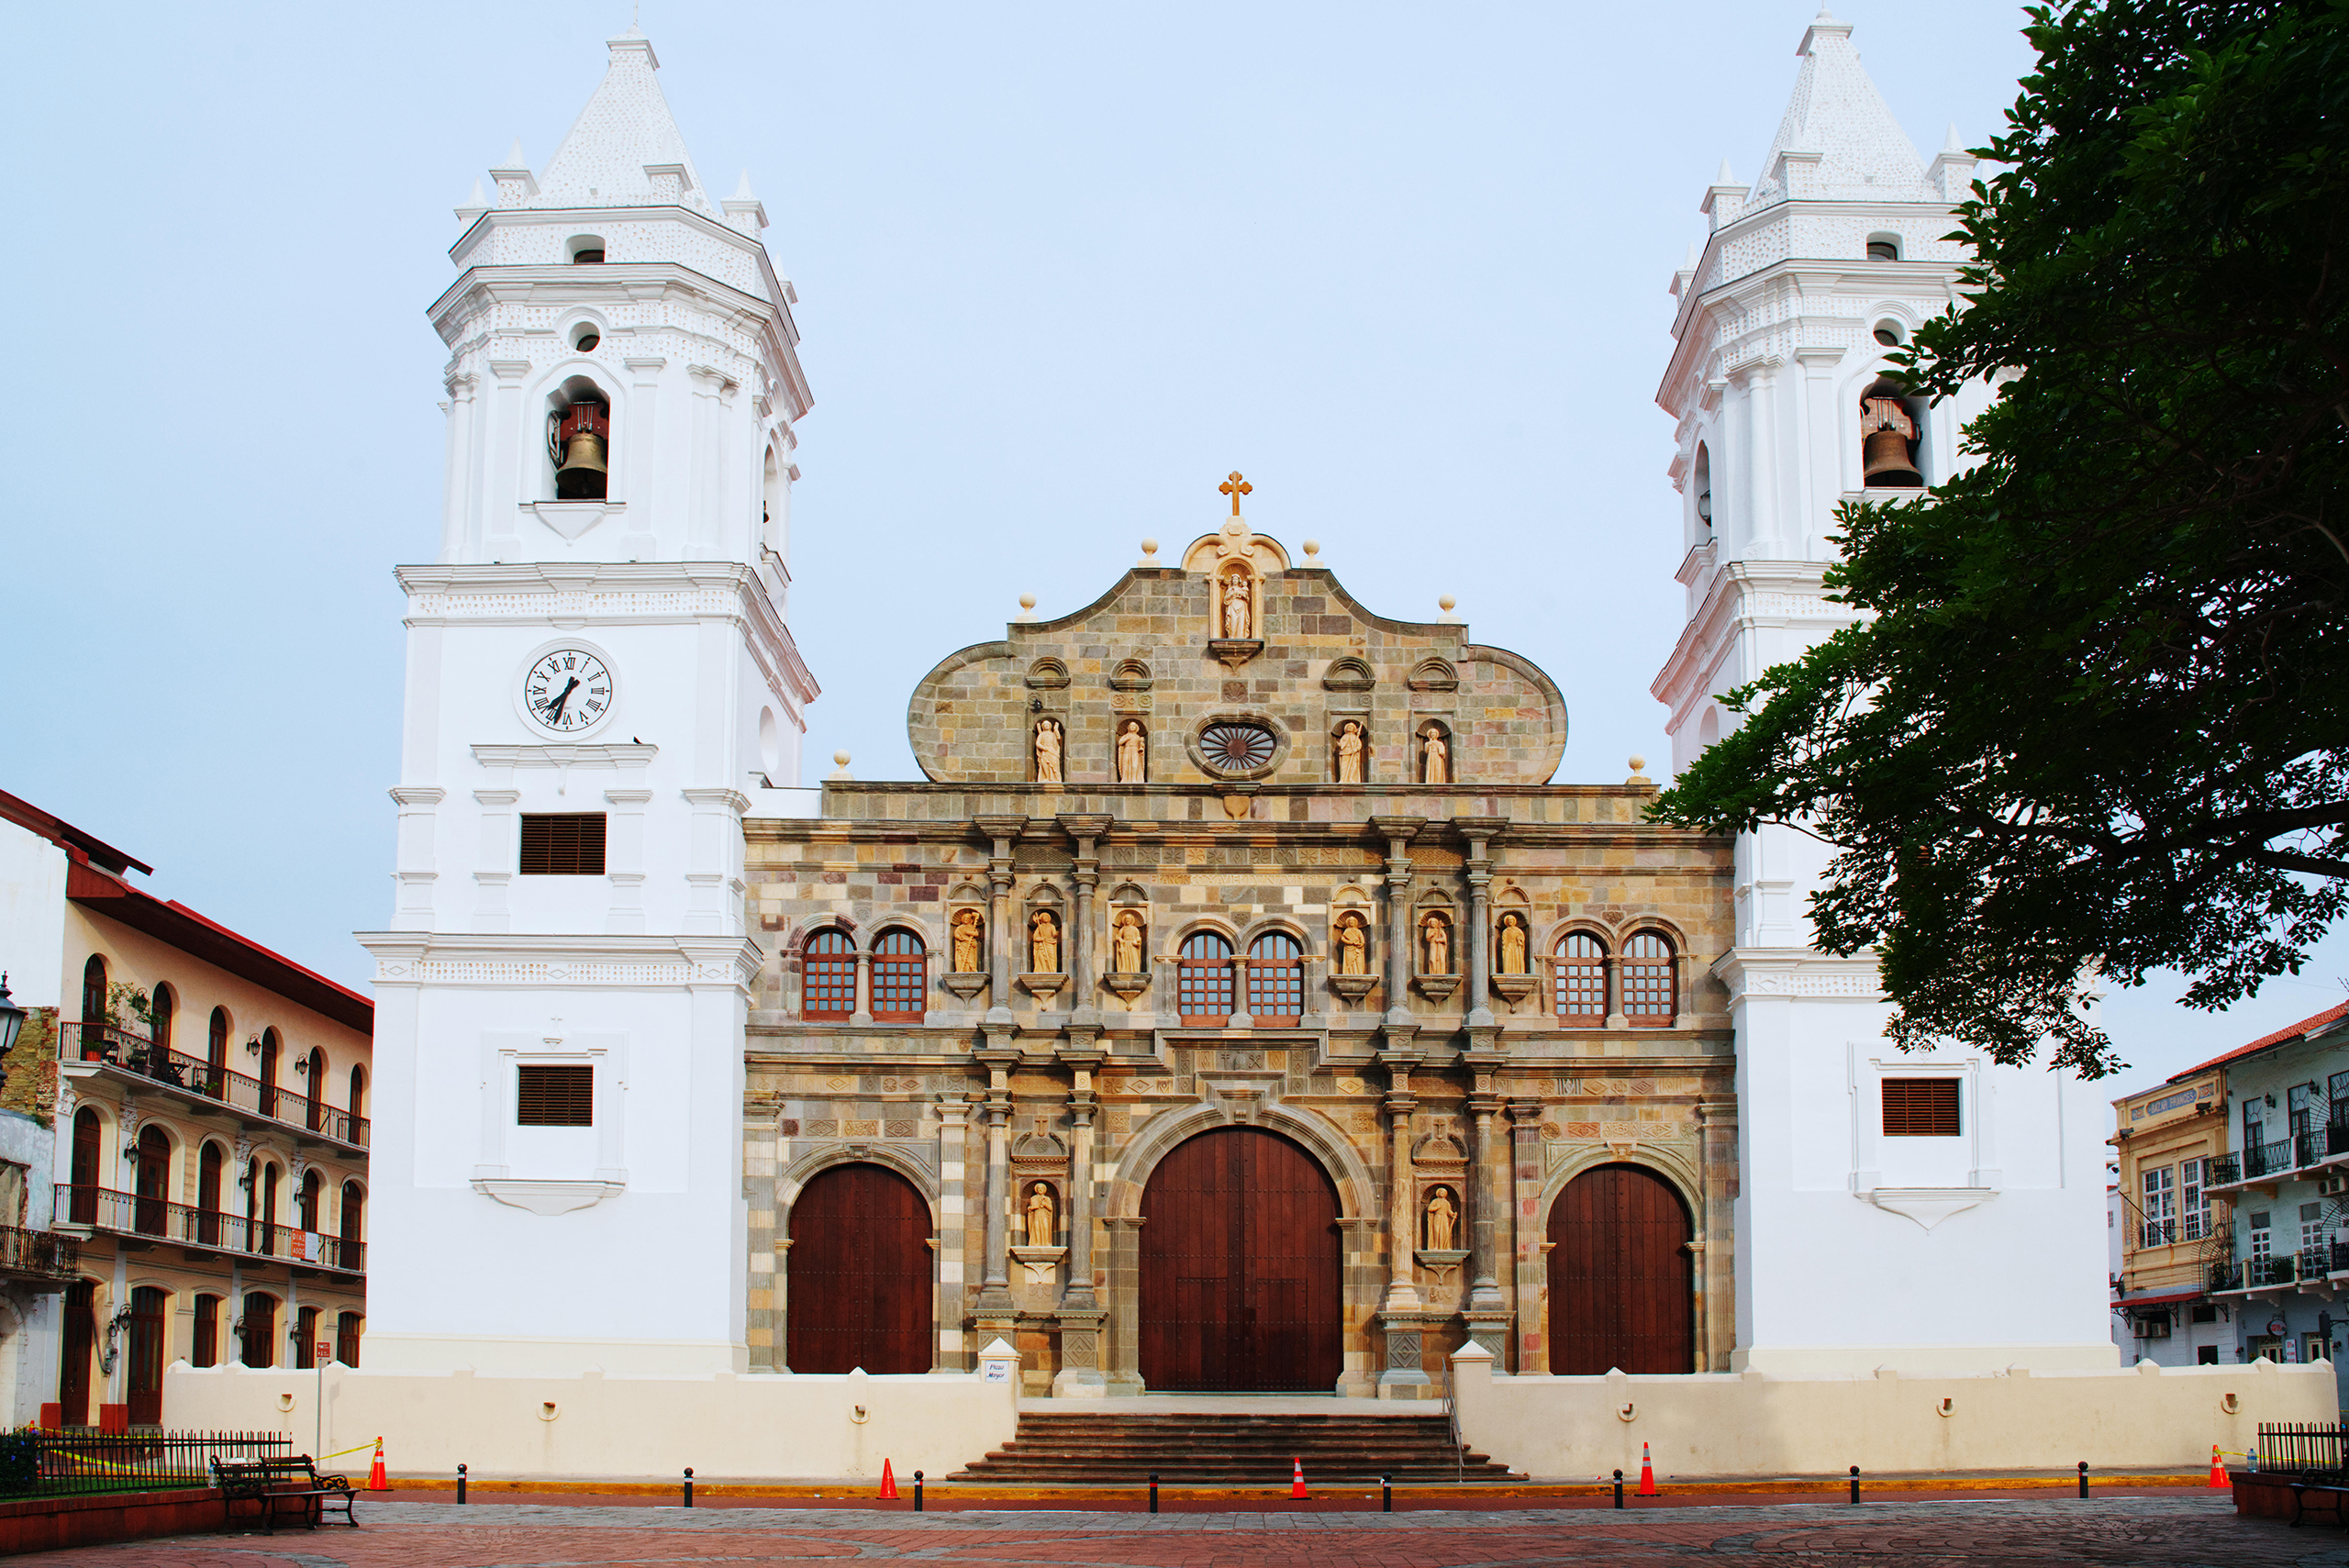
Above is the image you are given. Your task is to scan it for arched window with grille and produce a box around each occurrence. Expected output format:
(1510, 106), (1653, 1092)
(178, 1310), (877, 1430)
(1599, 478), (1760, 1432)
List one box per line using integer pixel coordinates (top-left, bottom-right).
(258, 1029), (282, 1118)
(803, 929), (856, 1020)
(150, 984), (175, 1061)
(1178, 932), (1235, 1026)
(1622, 932), (1677, 1026)
(77, 955), (107, 1059)
(1554, 933), (1608, 1024)
(206, 1008), (230, 1099)
(1246, 932), (1304, 1025)
(304, 1047), (327, 1132)
(872, 929), (927, 1023)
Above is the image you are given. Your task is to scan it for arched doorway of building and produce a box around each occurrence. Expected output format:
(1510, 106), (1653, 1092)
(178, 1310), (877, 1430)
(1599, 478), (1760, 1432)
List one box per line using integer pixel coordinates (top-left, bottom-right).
(785, 1162), (931, 1373)
(1546, 1163), (1695, 1373)
(58, 1280), (96, 1427)
(126, 1286), (167, 1427)
(1138, 1126), (1342, 1392)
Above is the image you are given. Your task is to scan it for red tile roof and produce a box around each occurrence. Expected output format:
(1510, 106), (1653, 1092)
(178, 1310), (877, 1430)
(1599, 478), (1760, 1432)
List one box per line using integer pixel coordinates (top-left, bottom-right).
(2171, 998), (2349, 1083)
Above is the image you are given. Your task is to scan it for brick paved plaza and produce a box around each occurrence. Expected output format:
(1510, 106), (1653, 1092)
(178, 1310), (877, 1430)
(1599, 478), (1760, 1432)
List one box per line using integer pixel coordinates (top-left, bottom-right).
(13, 1494), (2332, 1566)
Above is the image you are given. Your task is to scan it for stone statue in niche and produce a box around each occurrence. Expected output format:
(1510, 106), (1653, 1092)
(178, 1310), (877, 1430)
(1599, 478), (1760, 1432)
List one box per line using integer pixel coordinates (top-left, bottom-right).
(1420, 725), (1449, 784)
(1117, 720), (1147, 784)
(1034, 718), (1063, 784)
(1335, 721), (1364, 784)
(1221, 573), (1252, 639)
(1497, 912), (1528, 975)
(1025, 1182), (1055, 1248)
(1030, 910), (1062, 973)
(1112, 911), (1145, 973)
(1336, 914), (1368, 974)
(1421, 914), (1451, 974)
(951, 908), (984, 973)
(1424, 1186), (1458, 1251)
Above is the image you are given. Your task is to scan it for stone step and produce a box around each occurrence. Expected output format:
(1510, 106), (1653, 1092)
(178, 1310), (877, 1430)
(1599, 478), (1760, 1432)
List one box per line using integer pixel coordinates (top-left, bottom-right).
(947, 1410), (1523, 1485)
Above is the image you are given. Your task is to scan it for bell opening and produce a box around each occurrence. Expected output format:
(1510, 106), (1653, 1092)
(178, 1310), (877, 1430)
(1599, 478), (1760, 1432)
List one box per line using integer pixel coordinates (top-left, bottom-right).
(549, 386), (612, 502)
(1859, 379), (1924, 490)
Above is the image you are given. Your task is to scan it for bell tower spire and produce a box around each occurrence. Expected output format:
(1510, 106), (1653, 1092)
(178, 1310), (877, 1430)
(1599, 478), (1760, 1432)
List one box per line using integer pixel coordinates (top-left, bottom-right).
(362, 32), (820, 1379)
(1651, 14), (2111, 1378)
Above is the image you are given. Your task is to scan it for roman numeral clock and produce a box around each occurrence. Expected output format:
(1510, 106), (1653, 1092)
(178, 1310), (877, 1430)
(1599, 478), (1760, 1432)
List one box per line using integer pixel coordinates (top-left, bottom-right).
(521, 647), (616, 735)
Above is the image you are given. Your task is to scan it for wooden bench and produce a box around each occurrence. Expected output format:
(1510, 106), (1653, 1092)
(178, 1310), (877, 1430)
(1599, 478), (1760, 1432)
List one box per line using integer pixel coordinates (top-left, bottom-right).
(212, 1455), (359, 1533)
(2289, 1474), (2349, 1527)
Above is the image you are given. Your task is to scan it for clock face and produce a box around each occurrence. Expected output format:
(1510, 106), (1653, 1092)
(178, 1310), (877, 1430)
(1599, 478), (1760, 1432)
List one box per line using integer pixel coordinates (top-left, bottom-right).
(522, 649), (613, 734)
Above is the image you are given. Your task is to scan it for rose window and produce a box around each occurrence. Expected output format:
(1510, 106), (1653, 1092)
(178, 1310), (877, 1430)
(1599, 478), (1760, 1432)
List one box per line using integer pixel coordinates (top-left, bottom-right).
(1199, 723), (1276, 773)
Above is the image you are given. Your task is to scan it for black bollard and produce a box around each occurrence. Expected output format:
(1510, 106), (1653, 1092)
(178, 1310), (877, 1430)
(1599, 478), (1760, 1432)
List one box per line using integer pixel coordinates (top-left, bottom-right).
(685, 1467), (695, 1507)
(1848, 1466), (1860, 1507)
(1149, 1472), (1159, 1515)
(1382, 1473), (1392, 1514)
(456, 1462), (467, 1506)
(1613, 1469), (1624, 1509)
(2077, 1461), (2087, 1498)
(915, 1469), (924, 1513)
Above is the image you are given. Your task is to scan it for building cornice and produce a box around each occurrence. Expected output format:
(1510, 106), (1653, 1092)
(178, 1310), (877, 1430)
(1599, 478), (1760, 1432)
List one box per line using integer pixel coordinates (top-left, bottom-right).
(357, 930), (763, 991)
(1651, 560), (1856, 724)
(1711, 947), (1884, 1006)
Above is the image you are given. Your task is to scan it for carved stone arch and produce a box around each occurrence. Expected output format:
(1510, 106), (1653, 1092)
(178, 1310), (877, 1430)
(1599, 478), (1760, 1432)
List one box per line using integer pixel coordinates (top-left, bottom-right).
(946, 880), (987, 905)
(1025, 657), (1071, 690)
(1106, 880), (1149, 906)
(775, 1142), (944, 1227)
(868, 917), (937, 957)
(791, 915), (863, 952)
(1407, 658), (1459, 692)
(1541, 916), (1615, 956)
(1413, 885), (1457, 911)
(1165, 915), (1241, 964)
(1321, 656), (1375, 693)
(1109, 657), (1153, 692)
(1618, 915), (1694, 952)
(1236, 914), (1310, 955)
(1104, 1102), (1375, 1228)
(1538, 1142), (1707, 1233)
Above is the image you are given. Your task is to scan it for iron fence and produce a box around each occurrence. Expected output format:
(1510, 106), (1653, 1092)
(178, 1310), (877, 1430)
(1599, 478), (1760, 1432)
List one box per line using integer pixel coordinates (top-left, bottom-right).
(2259, 1422), (2346, 1474)
(56, 1022), (368, 1149)
(53, 1185), (363, 1274)
(2248, 1254), (2299, 1288)
(0, 1225), (79, 1281)
(0, 1429), (291, 1498)
(2246, 1138), (2297, 1180)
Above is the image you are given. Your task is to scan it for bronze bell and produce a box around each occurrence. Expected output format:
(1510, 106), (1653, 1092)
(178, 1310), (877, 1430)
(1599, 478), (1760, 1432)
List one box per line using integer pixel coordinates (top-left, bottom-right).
(551, 399), (611, 500)
(1861, 428), (1921, 489)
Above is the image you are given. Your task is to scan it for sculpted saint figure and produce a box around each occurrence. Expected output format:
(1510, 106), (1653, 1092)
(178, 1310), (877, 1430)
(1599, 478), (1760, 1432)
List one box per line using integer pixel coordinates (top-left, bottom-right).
(1497, 912), (1527, 975)
(1425, 1187), (1458, 1252)
(952, 908), (984, 973)
(1117, 720), (1147, 784)
(1112, 911), (1144, 973)
(1222, 573), (1252, 639)
(1420, 725), (1449, 784)
(1030, 910), (1061, 973)
(1025, 1183), (1055, 1249)
(1335, 721), (1364, 784)
(1422, 914), (1451, 974)
(1337, 915), (1367, 975)
(1034, 719), (1063, 784)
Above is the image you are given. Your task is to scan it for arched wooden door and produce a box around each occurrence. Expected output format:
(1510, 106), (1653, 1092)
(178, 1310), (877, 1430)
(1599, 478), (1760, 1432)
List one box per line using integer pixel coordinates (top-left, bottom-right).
(126, 1286), (166, 1427)
(1547, 1163), (1695, 1373)
(58, 1281), (95, 1427)
(786, 1163), (931, 1373)
(1139, 1127), (1342, 1392)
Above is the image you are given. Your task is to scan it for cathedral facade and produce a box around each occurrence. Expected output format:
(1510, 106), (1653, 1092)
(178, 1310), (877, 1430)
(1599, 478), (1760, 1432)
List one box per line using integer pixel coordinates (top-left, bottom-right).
(743, 518), (1735, 1395)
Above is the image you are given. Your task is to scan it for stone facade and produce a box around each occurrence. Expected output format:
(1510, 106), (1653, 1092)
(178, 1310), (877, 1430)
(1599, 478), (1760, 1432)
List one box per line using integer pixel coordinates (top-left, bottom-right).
(742, 522), (1736, 1396)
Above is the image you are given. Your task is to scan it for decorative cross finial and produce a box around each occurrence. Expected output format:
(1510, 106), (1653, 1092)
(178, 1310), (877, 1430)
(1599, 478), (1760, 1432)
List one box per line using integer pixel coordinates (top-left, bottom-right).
(1219, 472), (1252, 515)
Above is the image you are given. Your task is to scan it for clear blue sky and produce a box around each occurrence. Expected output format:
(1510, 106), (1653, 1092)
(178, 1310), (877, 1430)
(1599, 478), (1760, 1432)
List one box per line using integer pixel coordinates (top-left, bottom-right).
(3, 1), (2337, 1092)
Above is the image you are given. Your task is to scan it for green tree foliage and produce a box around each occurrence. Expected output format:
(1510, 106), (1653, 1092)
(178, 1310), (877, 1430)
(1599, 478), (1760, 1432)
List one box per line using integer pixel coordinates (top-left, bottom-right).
(1649, 0), (2348, 1077)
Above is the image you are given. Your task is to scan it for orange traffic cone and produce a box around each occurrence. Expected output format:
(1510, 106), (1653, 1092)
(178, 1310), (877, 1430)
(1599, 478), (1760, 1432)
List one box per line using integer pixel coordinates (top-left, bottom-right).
(2209, 1445), (2229, 1488)
(1290, 1457), (1308, 1499)
(878, 1458), (899, 1499)
(1637, 1441), (1657, 1496)
(366, 1439), (388, 1492)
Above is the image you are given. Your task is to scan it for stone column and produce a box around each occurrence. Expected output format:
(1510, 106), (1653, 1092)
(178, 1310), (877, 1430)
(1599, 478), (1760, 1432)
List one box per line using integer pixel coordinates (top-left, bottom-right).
(974, 817), (1024, 1026)
(1376, 1051), (1430, 1396)
(439, 372), (477, 560)
(972, 1050), (1019, 1328)
(1060, 815), (1112, 1029)
(1458, 823), (1501, 1029)
(1052, 1054), (1107, 1396)
(1369, 817), (1425, 1024)
(621, 355), (664, 555)
(1463, 1094), (1509, 1352)
(935, 1099), (972, 1370)
(685, 364), (728, 551)
(1507, 1099), (1550, 1373)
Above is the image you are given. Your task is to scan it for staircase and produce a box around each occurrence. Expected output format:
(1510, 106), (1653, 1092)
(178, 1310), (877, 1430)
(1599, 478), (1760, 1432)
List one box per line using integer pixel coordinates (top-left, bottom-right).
(950, 1411), (1522, 1485)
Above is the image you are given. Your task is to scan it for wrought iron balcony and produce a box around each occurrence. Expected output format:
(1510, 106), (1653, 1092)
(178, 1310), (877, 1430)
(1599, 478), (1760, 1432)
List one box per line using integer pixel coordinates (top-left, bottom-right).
(2307, 1241), (2349, 1278)
(2244, 1138), (2297, 1180)
(52, 1184), (362, 1274)
(2247, 1254), (2299, 1289)
(56, 1022), (367, 1150)
(2210, 1259), (2243, 1292)
(2208, 1152), (2242, 1186)
(2331, 1118), (2349, 1160)
(0, 1224), (80, 1285)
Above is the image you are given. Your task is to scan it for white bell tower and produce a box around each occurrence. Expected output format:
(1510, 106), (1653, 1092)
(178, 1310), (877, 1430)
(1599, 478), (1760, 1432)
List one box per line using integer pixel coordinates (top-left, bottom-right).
(1652, 12), (2114, 1373)
(358, 29), (818, 1375)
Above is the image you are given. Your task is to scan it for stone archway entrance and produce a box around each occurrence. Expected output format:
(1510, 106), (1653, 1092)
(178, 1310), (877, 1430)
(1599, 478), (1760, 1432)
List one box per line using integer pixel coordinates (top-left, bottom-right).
(1138, 1127), (1342, 1392)
(1547, 1162), (1695, 1373)
(787, 1162), (932, 1373)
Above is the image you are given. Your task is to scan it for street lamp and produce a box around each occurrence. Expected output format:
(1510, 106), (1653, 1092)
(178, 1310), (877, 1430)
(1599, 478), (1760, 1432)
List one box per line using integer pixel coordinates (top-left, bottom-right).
(0, 973), (24, 1094)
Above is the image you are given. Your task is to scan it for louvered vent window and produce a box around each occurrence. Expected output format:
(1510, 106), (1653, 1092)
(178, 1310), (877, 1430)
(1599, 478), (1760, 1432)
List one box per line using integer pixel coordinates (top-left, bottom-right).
(519, 813), (607, 875)
(517, 1065), (594, 1127)
(1882, 1078), (1960, 1137)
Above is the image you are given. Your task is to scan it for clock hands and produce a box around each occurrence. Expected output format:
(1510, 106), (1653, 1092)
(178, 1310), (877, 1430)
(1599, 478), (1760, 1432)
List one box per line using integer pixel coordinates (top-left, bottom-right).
(542, 674), (581, 725)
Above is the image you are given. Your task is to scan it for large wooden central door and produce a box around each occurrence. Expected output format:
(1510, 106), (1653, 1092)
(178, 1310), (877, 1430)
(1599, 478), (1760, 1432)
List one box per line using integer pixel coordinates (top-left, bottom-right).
(1547, 1163), (1694, 1373)
(787, 1162), (932, 1374)
(1139, 1128), (1342, 1392)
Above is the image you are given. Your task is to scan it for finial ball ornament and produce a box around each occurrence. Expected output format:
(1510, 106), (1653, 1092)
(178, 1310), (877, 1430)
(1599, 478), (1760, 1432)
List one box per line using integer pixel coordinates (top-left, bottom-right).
(835, 751), (851, 767)
(1019, 594), (1037, 610)
(1439, 595), (1456, 613)
(1629, 754), (1646, 773)
(1303, 539), (1320, 559)
(1141, 539), (1158, 557)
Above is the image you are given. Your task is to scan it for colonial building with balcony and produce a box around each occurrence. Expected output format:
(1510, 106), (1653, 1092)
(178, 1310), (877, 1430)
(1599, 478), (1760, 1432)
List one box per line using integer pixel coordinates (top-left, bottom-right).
(2183, 998), (2349, 1388)
(2110, 1067), (2229, 1364)
(0, 789), (371, 1429)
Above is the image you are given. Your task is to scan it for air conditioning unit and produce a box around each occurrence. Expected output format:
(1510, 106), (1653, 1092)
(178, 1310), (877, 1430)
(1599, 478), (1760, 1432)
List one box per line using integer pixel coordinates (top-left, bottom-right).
(2321, 1173), (2347, 1198)
(2132, 1317), (2172, 1339)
